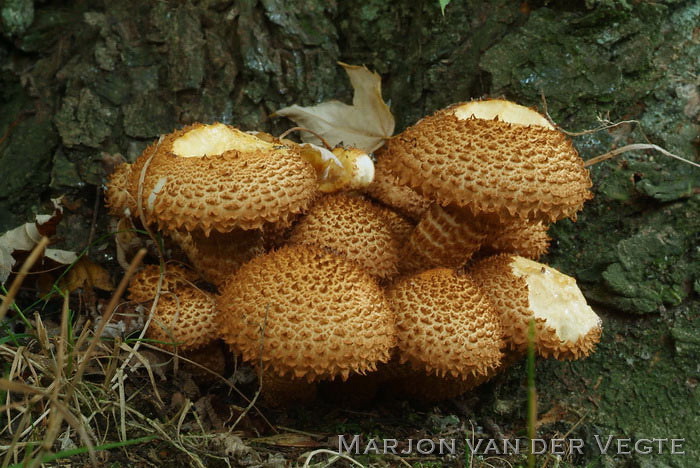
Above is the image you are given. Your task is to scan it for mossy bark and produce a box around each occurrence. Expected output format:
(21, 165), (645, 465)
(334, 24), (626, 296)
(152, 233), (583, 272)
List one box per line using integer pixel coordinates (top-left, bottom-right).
(1, 0), (698, 466)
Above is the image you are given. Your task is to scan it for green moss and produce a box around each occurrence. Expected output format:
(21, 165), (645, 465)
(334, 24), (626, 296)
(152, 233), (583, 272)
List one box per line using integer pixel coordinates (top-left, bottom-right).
(0, 0), (34, 38)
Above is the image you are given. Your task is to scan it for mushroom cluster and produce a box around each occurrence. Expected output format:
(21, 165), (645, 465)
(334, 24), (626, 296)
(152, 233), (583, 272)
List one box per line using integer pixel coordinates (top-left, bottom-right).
(108, 99), (602, 404)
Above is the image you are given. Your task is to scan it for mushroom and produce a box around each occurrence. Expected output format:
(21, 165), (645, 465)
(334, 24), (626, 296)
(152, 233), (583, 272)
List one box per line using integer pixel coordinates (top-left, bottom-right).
(167, 228), (266, 287)
(381, 98), (592, 272)
(469, 254), (602, 359)
(481, 220), (551, 260)
(127, 264), (198, 303)
(364, 152), (431, 222)
(105, 162), (135, 217)
(216, 245), (395, 382)
(127, 265), (219, 353)
(121, 122), (319, 234)
(384, 268), (503, 381)
(287, 194), (401, 279)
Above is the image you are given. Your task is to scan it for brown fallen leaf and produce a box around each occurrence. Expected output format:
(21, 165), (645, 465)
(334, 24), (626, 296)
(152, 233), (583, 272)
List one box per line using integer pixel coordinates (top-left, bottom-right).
(251, 432), (322, 448)
(0, 198), (78, 284)
(59, 257), (114, 293)
(274, 62), (395, 153)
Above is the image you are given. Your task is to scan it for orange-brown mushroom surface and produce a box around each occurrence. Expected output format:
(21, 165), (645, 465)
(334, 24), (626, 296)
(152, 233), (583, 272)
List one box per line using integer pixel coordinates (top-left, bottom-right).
(385, 268), (503, 380)
(381, 99), (592, 272)
(216, 245), (395, 382)
(122, 123), (318, 234)
(470, 254), (602, 360)
(168, 228), (266, 287)
(127, 265), (218, 351)
(382, 99), (592, 224)
(287, 194), (400, 279)
(364, 151), (431, 222)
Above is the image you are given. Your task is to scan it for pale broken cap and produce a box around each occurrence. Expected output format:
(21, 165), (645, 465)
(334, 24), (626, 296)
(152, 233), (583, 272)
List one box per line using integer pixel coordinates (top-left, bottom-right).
(172, 123), (275, 157)
(450, 99), (555, 129)
(470, 254), (602, 360)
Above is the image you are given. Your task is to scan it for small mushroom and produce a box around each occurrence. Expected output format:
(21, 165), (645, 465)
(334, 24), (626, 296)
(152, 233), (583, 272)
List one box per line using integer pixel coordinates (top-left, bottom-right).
(128, 265), (219, 352)
(216, 245), (395, 382)
(364, 152), (431, 222)
(121, 123), (319, 234)
(167, 228), (266, 287)
(385, 268), (504, 380)
(481, 221), (551, 260)
(469, 254), (602, 359)
(287, 194), (401, 279)
(382, 99), (592, 271)
(105, 162), (135, 217)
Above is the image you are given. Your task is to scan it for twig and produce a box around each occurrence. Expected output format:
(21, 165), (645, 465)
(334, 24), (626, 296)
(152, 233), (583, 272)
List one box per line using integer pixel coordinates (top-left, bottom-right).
(278, 126), (334, 151)
(84, 185), (102, 255)
(585, 143), (700, 168)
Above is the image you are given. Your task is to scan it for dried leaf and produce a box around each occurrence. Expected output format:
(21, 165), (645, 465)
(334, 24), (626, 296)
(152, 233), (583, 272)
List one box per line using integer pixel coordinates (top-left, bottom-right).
(0, 199), (78, 284)
(252, 433), (322, 448)
(274, 62), (395, 153)
(59, 257), (114, 293)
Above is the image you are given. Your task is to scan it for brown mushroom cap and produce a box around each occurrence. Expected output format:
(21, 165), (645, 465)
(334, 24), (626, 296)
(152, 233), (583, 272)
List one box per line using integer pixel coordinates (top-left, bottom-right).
(385, 268), (503, 379)
(105, 163), (135, 217)
(125, 123), (318, 234)
(400, 204), (489, 273)
(128, 265), (218, 351)
(381, 99), (592, 224)
(288, 194), (401, 279)
(364, 150), (431, 221)
(168, 228), (266, 287)
(482, 221), (551, 260)
(127, 264), (198, 303)
(378, 207), (415, 246)
(469, 254), (602, 359)
(217, 245), (395, 382)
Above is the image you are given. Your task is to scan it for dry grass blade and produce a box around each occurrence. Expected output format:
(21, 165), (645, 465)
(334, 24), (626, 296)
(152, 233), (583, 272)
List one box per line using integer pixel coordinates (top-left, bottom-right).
(28, 293), (72, 468)
(301, 448), (366, 468)
(0, 236), (50, 322)
(73, 248), (146, 390)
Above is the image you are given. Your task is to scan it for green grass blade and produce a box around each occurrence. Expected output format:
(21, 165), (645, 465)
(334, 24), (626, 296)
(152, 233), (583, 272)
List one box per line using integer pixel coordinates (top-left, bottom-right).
(7, 435), (158, 468)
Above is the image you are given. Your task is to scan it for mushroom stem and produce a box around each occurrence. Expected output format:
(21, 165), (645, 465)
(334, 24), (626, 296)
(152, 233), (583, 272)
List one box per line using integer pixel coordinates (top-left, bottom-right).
(399, 204), (491, 274)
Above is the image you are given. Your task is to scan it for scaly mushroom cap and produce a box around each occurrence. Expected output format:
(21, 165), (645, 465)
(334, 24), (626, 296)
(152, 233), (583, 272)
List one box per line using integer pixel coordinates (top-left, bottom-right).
(385, 268), (503, 379)
(128, 265), (218, 351)
(217, 245), (395, 382)
(469, 254), (602, 359)
(378, 207), (415, 246)
(125, 123), (318, 234)
(381, 99), (592, 223)
(288, 194), (400, 279)
(105, 163), (136, 217)
(127, 264), (198, 302)
(364, 151), (430, 221)
(400, 204), (488, 273)
(168, 229), (266, 287)
(482, 221), (551, 260)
